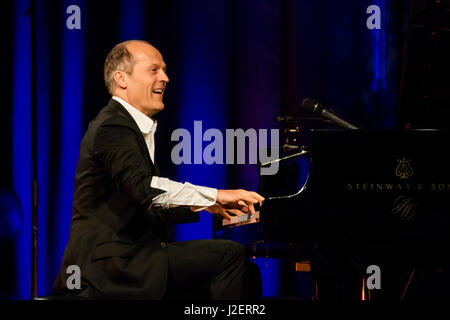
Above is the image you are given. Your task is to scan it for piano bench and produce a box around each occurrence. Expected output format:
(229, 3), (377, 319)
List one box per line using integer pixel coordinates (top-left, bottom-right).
(295, 261), (312, 272)
(295, 260), (321, 300)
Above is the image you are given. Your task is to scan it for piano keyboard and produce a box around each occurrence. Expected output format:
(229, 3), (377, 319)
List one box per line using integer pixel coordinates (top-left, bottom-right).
(222, 211), (260, 227)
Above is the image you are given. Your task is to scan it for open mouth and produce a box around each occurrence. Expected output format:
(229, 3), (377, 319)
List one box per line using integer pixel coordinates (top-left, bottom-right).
(152, 88), (164, 95)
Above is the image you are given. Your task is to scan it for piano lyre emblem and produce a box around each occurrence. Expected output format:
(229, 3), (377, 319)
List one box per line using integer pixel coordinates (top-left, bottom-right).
(391, 196), (417, 220)
(395, 158), (413, 179)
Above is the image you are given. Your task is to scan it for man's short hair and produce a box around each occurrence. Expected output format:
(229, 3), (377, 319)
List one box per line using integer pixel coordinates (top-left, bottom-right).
(103, 40), (149, 94)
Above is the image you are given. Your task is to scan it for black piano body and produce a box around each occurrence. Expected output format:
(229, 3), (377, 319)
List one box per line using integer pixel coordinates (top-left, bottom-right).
(214, 129), (450, 298)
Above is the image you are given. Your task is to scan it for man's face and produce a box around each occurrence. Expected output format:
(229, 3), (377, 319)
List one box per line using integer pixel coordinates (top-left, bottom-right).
(123, 42), (169, 116)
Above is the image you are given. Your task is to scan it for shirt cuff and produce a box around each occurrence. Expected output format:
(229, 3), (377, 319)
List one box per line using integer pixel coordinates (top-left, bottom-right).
(150, 177), (217, 210)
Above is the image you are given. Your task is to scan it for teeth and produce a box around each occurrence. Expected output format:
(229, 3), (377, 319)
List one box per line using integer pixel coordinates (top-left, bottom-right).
(153, 89), (163, 94)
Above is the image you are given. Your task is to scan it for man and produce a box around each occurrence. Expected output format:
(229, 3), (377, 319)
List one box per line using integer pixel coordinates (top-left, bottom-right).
(53, 40), (264, 299)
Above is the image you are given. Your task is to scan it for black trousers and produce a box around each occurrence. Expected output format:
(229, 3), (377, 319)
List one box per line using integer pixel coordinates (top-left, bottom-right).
(163, 239), (262, 300)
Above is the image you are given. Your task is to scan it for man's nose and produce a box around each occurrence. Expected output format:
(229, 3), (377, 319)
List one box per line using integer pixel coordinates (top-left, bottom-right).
(160, 70), (169, 83)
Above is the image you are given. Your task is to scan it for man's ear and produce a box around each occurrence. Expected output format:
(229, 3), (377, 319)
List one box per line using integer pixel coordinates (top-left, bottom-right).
(113, 70), (128, 89)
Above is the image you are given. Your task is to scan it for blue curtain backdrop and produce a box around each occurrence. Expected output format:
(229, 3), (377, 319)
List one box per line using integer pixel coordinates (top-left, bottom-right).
(2, 0), (409, 299)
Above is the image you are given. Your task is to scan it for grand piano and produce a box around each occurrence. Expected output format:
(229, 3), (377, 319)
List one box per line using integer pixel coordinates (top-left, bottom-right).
(214, 129), (450, 300)
(213, 0), (450, 299)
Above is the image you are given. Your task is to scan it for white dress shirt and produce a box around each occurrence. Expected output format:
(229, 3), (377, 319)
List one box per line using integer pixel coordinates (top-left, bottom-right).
(112, 96), (217, 211)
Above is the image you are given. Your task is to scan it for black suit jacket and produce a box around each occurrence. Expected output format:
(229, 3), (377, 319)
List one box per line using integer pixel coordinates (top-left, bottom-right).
(53, 98), (199, 299)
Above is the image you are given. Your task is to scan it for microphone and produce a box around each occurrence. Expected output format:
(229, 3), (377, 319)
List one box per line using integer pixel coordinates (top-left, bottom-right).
(301, 97), (359, 130)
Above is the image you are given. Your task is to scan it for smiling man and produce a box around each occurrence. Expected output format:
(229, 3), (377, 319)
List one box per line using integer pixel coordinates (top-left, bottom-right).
(53, 40), (263, 300)
(105, 41), (168, 117)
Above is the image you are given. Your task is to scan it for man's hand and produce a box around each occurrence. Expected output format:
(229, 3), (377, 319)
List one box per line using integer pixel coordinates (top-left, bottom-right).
(189, 203), (246, 220)
(190, 189), (264, 221)
(204, 203), (246, 220)
(216, 189), (264, 219)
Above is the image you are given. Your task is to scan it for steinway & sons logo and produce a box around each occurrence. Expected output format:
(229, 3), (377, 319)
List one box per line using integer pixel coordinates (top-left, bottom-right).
(391, 196), (417, 220)
(347, 157), (449, 220)
(393, 158), (416, 220)
(395, 158), (413, 179)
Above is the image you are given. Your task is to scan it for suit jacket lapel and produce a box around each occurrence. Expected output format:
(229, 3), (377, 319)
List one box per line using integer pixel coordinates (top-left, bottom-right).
(106, 98), (159, 175)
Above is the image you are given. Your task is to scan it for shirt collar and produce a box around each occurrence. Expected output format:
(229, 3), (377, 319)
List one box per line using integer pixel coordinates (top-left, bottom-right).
(112, 96), (157, 135)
